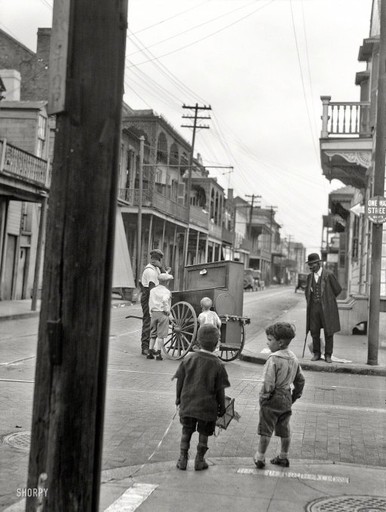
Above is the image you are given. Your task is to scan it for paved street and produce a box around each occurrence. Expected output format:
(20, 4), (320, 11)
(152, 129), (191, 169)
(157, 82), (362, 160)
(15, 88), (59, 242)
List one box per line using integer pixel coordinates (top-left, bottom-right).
(0, 288), (386, 511)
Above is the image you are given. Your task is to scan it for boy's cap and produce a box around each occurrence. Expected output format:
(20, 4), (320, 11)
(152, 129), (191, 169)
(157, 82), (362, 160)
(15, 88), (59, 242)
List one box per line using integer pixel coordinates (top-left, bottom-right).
(158, 273), (174, 282)
(198, 324), (219, 351)
(150, 249), (164, 259)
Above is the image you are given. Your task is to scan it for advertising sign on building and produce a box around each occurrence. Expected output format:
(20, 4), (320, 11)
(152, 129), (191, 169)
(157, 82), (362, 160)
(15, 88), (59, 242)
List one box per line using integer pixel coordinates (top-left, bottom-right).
(48, 0), (70, 114)
(367, 196), (386, 224)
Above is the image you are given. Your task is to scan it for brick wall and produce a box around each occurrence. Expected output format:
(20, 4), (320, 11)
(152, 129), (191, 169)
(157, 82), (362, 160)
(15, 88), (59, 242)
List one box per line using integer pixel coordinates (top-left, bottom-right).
(0, 27), (50, 101)
(0, 30), (35, 100)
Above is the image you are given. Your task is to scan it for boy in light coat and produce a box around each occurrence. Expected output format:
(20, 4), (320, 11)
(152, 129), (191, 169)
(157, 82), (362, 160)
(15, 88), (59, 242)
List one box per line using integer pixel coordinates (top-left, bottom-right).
(253, 322), (305, 469)
(147, 273), (173, 361)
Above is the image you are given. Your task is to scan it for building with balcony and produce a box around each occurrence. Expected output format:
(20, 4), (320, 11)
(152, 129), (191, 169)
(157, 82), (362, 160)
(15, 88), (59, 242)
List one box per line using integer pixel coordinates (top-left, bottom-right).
(232, 196), (252, 267)
(319, 0), (384, 333)
(0, 98), (50, 300)
(117, 108), (232, 287)
(234, 198), (282, 284)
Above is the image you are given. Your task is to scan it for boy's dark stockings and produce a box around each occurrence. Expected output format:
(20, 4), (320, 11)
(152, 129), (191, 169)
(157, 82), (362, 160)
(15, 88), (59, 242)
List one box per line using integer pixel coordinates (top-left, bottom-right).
(177, 429), (210, 471)
(195, 433), (209, 471)
(176, 428), (193, 470)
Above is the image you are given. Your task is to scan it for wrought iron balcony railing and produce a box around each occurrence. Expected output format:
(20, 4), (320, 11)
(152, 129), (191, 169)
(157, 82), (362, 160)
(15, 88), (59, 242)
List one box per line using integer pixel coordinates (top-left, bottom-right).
(118, 187), (189, 221)
(0, 139), (51, 187)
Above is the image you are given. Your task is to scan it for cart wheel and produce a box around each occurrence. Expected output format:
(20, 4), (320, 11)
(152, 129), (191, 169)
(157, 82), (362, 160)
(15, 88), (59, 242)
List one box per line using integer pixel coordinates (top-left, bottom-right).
(162, 301), (198, 360)
(219, 323), (245, 362)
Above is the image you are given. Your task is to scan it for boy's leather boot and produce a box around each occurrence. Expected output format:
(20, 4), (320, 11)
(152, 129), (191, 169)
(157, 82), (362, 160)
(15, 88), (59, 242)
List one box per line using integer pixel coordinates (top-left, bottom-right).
(176, 437), (190, 470)
(194, 443), (209, 471)
(176, 449), (189, 470)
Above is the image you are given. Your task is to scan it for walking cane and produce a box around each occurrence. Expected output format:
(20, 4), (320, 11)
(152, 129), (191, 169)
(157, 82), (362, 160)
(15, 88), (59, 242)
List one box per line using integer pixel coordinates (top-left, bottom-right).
(302, 333), (308, 359)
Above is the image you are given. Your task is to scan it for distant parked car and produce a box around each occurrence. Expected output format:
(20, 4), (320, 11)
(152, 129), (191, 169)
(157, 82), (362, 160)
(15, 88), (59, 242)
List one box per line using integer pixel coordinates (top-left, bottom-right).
(295, 273), (308, 293)
(243, 268), (262, 291)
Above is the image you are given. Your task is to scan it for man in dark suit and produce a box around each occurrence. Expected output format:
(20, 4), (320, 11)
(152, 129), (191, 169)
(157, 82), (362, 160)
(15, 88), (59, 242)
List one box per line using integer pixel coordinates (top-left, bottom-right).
(305, 253), (342, 363)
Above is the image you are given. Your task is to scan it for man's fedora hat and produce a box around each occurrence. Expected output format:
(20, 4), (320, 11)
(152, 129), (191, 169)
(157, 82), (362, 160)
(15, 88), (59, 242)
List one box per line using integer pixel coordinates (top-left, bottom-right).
(306, 253), (322, 264)
(150, 249), (164, 259)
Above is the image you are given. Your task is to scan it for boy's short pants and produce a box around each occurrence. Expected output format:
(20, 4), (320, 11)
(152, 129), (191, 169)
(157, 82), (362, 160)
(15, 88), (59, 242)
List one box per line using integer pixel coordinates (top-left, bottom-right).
(180, 416), (216, 436)
(150, 311), (169, 338)
(258, 389), (292, 438)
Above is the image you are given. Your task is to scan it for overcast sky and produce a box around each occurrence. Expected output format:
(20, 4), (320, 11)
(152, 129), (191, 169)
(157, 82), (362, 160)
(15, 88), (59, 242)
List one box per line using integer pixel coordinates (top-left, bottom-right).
(0, 0), (373, 252)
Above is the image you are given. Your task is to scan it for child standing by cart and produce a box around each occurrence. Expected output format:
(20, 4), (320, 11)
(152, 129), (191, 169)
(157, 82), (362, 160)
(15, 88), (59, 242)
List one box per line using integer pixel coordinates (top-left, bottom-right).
(173, 324), (230, 471)
(147, 273), (173, 361)
(253, 322), (305, 469)
(198, 297), (222, 330)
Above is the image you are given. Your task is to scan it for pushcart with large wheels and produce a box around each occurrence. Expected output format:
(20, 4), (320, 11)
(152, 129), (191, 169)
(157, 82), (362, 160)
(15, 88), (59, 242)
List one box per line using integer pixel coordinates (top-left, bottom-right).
(162, 261), (250, 362)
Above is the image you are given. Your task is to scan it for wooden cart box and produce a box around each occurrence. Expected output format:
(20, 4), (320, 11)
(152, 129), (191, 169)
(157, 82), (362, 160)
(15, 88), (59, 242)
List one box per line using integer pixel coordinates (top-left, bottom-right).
(165, 261), (248, 359)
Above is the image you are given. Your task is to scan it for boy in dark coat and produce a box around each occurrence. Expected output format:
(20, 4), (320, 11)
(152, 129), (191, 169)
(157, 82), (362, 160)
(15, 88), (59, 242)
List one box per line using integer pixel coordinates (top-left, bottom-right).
(305, 253), (342, 363)
(173, 324), (230, 471)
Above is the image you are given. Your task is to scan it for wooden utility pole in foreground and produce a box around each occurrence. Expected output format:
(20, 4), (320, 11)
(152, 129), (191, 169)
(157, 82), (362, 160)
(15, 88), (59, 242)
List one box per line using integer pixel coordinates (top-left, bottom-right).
(368, 0), (386, 366)
(26, 0), (128, 510)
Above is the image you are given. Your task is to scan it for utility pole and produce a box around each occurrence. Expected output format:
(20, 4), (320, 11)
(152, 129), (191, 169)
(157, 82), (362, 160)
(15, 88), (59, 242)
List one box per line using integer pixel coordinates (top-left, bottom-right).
(180, 103), (211, 289)
(266, 206), (278, 284)
(26, 0), (128, 510)
(245, 194), (261, 239)
(367, 0), (386, 366)
(136, 136), (144, 287)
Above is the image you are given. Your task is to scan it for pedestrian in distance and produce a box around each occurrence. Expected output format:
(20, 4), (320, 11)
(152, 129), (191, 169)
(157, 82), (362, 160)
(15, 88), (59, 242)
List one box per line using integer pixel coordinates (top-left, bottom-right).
(253, 322), (305, 469)
(139, 249), (166, 356)
(305, 253), (342, 364)
(147, 273), (174, 361)
(197, 297), (222, 330)
(173, 324), (230, 471)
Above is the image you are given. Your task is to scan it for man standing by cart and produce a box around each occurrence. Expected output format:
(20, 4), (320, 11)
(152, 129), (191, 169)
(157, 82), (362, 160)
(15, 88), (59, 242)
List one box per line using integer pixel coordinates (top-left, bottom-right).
(140, 249), (165, 356)
(305, 253), (342, 363)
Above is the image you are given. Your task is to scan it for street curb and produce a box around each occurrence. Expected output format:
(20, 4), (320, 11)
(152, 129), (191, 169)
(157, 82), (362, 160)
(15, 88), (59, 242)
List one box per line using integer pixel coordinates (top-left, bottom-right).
(100, 457), (386, 484)
(239, 353), (386, 377)
(0, 312), (40, 322)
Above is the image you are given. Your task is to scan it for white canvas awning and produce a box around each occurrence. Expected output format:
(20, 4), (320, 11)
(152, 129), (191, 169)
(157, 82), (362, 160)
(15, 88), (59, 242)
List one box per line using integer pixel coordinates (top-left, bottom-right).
(113, 208), (135, 288)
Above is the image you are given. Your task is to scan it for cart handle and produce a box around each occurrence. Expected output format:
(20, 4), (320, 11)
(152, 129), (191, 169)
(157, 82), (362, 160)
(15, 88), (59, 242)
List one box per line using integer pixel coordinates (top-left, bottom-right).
(219, 315), (251, 325)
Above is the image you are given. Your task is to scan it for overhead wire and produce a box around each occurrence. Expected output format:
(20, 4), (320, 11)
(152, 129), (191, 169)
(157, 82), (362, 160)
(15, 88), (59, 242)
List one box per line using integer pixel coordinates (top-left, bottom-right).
(128, 0), (275, 68)
(206, 111), (328, 228)
(300, 0), (319, 141)
(288, 0), (320, 165)
(39, 0), (52, 9)
(124, 84), (153, 109)
(126, 61), (184, 108)
(127, 30), (209, 104)
(127, 0), (260, 58)
(129, 0), (211, 36)
(124, 74), (177, 111)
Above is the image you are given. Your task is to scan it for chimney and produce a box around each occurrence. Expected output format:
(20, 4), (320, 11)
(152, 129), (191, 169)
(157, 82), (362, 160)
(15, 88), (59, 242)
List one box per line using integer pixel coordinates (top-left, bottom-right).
(0, 70), (21, 101)
(35, 28), (51, 100)
(37, 28), (52, 65)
